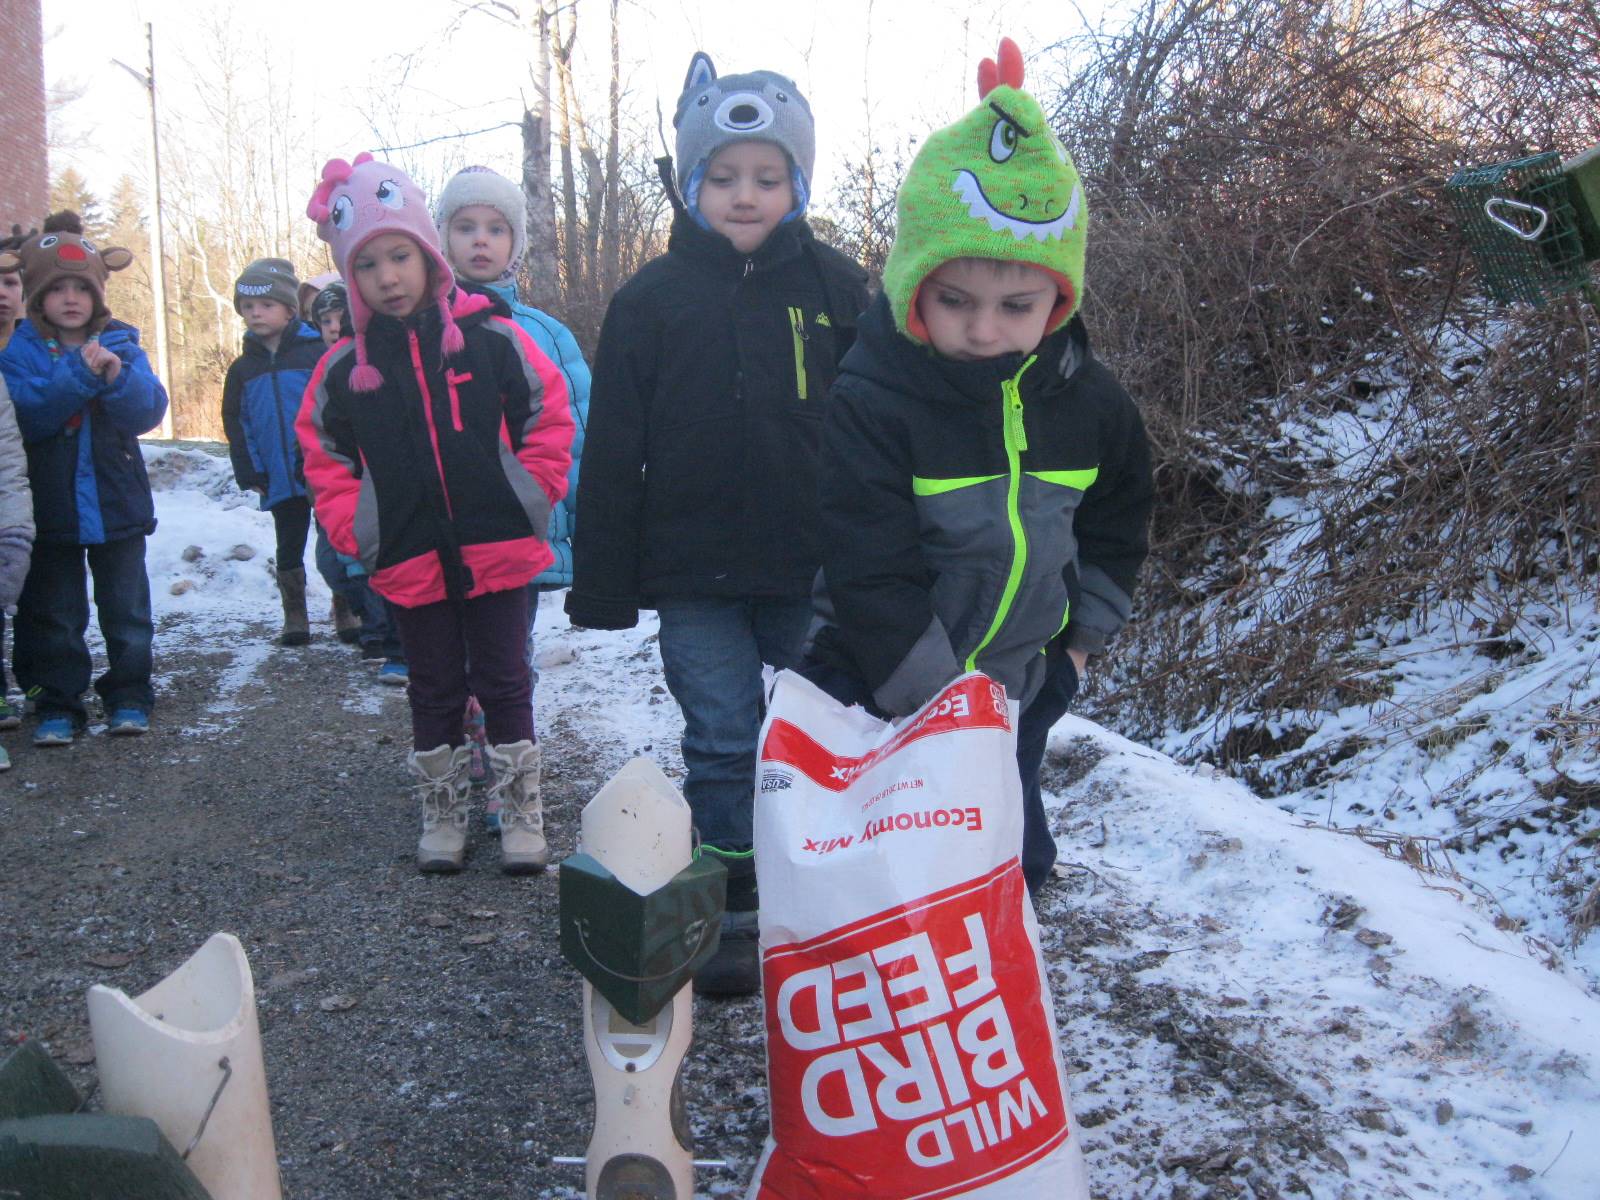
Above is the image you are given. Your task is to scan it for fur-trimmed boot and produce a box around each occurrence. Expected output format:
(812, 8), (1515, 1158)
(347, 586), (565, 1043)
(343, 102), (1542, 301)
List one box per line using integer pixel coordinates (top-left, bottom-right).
(277, 567), (311, 647)
(409, 744), (474, 872)
(331, 593), (361, 644)
(485, 740), (548, 874)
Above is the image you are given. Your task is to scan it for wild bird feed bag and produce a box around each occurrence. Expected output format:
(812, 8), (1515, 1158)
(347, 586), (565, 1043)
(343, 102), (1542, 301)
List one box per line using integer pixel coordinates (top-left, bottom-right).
(747, 670), (1090, 1199)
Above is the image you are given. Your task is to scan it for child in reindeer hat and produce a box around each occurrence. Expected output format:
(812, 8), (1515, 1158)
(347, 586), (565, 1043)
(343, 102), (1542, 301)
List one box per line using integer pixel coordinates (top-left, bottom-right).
(799, 39), (1154, 896)
(0, 211), (168, 745)
(296, 154), (573, 876)
(565, 50), (870, 996)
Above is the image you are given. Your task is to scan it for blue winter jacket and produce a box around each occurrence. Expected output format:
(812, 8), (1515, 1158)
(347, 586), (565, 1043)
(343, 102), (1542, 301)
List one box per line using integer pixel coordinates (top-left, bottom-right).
(484, 280), (590, 589)
(221, 321), (324, 510)
(0, 319), (168, 546)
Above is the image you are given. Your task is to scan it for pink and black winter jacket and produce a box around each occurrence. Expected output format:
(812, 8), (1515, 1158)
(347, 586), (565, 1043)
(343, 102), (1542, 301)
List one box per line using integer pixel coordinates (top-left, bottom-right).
(296, 287), (573, 608)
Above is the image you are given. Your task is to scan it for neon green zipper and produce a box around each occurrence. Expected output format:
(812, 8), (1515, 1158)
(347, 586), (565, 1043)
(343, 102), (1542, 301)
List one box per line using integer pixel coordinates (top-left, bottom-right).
(789, 307), (808, 401)
(965, 355), (1038, 672)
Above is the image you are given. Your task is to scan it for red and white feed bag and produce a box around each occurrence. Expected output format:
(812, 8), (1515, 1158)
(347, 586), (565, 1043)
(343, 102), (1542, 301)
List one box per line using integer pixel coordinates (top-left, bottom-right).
(747, 670), (1090, 1199)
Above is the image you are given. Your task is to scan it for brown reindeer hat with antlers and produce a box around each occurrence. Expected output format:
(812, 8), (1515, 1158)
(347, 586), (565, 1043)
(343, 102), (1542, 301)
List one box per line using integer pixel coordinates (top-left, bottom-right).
(0, 211), (135, 339)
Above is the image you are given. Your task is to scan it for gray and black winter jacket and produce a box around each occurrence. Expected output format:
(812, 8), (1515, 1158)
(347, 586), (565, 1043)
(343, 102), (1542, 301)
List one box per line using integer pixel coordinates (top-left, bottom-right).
(805, 293), (1153, 716)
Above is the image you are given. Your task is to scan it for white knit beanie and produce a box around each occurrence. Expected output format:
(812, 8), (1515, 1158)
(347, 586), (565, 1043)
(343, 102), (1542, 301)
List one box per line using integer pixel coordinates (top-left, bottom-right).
(433, 166), (527, 287)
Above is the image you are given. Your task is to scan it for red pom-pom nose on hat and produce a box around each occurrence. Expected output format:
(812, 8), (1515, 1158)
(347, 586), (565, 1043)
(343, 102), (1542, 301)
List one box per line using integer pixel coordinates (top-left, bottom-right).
(58, 244), (86, 263)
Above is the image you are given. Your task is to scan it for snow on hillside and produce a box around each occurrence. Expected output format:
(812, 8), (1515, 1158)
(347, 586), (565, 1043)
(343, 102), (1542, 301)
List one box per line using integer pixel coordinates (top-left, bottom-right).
(140, 445), (1600, 1197)
(1150, 377), (1600, 992)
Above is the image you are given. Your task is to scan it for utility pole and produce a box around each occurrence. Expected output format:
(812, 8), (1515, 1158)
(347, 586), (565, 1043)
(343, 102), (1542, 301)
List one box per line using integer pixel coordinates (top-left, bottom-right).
(113, 24), (173, 439)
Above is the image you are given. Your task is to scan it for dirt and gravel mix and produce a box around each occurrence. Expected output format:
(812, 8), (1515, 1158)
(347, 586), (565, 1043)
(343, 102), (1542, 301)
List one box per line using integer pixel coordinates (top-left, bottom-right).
(1, 614), (1377, 1199)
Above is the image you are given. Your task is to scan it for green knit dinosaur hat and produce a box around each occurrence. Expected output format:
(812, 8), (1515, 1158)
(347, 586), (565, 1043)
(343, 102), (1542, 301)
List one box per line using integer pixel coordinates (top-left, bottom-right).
(883, 38), (1088, 344)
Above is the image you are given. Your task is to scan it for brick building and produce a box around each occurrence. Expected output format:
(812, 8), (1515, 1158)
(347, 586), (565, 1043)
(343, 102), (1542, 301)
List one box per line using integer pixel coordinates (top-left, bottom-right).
(0, 0), (48, 232)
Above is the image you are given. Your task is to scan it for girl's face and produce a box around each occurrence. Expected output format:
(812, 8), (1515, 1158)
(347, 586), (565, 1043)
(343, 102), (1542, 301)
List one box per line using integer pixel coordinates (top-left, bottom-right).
(0, 271), (21, 328)
(446, 204), (515, 284)
(351, 233), (432, 319)
(697, 141), (794, 255)
(41, 278), (96, 336)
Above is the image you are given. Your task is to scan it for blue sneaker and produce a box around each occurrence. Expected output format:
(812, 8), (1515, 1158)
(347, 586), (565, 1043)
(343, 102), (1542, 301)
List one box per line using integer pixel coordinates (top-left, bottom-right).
(378, 661), (409, 686)
(33, 715), (77, 747)
(107, 708), (150, 737)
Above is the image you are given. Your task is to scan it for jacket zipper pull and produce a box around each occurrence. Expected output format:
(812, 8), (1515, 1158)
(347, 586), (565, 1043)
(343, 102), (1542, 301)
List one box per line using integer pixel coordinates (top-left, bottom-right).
(743, 258), (754, 278)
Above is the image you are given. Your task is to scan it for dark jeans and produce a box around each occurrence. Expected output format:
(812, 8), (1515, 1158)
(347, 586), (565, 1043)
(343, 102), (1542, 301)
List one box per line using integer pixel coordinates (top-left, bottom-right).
(14, 536), (154, 724)
(270, 496), (312, 570)
(655, 596), (812, 856)
(314, 524), (401, 659)
(800, 645), (1079, 896)
(391, 587), (531, 750)
(1015, 648), (1080, 894)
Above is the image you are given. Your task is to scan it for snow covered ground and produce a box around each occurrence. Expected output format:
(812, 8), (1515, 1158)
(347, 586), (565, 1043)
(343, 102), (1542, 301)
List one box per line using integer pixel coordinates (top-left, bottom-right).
(140, 444), (1600, 1197)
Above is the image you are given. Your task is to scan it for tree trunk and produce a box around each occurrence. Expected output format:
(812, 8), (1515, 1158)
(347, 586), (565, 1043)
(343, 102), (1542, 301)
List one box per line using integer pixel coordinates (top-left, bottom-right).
(521, 0), (560, 313)
(601, 0), (621, 298)
(554, 3), (582, 304)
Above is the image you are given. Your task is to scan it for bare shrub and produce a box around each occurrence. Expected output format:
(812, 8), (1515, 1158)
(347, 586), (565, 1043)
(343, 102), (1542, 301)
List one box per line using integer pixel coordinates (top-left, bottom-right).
(1030, 0), (1600, 748)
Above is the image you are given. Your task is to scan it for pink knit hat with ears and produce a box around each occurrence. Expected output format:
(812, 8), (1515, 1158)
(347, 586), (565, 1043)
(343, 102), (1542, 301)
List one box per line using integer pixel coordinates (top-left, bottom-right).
(306, 153), (463, 392)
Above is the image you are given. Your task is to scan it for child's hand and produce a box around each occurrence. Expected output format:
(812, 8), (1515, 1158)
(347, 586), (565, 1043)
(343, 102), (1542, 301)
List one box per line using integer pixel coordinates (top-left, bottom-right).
(1067, 647), (1088, 680)
(101, 352), (123, 386)
(81, 342), (114, 377)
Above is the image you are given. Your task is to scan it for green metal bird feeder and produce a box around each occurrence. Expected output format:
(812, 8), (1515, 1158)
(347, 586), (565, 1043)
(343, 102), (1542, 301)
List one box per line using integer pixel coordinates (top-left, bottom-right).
(1445, 149), (1600, 308)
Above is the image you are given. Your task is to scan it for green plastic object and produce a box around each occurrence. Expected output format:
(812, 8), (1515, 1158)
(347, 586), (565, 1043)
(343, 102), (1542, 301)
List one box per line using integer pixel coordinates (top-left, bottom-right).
(1445, 151), (1591, 306)
(0, 1041), (82, 1121)
(0, 1114), (213, 1199)
(558, 853), (727, 1024)
(1562, 145), (1600, 260)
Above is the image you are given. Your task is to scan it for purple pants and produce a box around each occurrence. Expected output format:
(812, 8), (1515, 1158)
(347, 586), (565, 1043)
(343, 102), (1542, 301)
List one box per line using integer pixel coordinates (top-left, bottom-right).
(391, 587), (533, 750)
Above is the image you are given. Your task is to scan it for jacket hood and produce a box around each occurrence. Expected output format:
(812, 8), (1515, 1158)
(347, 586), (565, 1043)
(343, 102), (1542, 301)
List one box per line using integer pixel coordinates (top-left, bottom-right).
(665, 206), (808, 275)
(243, 320), (324, 357)
(843, 291), (1089, 408)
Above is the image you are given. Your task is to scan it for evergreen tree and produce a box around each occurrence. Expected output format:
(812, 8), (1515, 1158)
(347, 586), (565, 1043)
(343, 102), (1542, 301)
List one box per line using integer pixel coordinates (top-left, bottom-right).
(48, 169), (104, 234)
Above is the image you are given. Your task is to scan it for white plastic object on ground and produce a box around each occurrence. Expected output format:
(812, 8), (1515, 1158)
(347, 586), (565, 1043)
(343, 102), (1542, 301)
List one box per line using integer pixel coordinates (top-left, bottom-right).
(578, 757), (696, 1200)
(86, 931), (283, 1200)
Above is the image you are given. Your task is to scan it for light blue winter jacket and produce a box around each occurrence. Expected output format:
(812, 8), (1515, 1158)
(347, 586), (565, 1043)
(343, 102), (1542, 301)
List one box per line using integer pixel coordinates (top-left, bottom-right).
(484, 280), (590, 589)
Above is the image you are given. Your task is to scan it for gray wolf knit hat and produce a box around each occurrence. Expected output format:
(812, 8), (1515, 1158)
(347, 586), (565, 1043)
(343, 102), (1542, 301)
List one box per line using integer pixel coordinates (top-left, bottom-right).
(672, 52), (814, 221)
(234, 258), (299, 315)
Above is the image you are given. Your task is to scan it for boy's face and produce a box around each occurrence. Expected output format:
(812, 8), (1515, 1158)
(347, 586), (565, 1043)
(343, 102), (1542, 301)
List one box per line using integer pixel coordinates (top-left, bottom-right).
(240, 297), (296, 342)
(351, 233), (432, 319)
(446, 204), (515, 284)
(697, 141), (794, 255)
(317, 307), (345, 346)
(915, 260), (1058, 361)
(0, 271), (21, 327)
(41, 278), (95, 335)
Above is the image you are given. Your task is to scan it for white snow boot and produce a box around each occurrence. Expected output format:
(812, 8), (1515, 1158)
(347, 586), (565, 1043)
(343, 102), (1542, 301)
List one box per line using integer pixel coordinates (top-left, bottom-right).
(409, 743), (474, 872)
(486, 739), (549, 874)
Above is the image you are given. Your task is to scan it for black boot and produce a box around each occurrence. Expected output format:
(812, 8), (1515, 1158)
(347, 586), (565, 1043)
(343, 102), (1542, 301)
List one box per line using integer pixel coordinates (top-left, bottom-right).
(693, 848), (760, 997)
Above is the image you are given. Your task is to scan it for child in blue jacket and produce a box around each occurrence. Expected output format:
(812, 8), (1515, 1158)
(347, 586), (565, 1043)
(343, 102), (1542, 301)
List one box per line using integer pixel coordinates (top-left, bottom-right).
(434, 167), (590, 613)
(435, 166), (591, 810)
(221, 258), (329, 646)
(0, 211), (169, 745)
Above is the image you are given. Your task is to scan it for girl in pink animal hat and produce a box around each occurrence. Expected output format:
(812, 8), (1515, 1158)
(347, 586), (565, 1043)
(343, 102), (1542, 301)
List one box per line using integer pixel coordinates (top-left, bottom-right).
(296, 153), (575, 877)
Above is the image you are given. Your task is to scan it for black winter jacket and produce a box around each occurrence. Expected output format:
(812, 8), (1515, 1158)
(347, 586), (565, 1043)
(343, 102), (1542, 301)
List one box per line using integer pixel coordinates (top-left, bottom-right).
(565, 212), (870, 629)
(806, 294), (1154, 716)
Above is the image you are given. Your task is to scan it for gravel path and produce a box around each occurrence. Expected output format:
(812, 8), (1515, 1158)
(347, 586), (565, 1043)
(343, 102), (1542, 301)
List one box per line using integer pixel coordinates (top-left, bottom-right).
(0, 616), (766, 1199)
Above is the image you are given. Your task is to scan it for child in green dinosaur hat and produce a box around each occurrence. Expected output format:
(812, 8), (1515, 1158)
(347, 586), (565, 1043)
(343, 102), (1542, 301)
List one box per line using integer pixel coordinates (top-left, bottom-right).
(800, 37), (1155, 896)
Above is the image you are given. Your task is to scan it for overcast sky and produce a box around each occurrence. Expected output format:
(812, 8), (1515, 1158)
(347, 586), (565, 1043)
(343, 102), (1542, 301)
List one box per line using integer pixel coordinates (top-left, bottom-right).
(44, 0), (1107, 217)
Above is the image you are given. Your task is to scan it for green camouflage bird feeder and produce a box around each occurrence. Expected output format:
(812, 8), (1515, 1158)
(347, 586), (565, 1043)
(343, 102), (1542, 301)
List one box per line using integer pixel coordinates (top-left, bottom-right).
(1445, 150), (1596, 307)
(559, 852), (727, 1025)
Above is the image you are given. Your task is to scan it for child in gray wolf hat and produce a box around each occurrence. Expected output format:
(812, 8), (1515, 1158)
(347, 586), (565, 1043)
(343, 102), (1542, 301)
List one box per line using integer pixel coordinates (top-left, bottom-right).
(565, 52), (870, 996)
